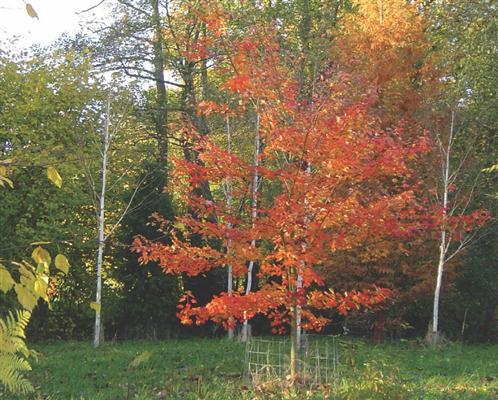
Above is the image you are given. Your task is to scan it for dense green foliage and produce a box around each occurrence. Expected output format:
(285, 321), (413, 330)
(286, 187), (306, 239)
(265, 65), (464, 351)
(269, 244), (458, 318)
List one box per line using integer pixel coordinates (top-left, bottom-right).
(0, 47), (179, 341)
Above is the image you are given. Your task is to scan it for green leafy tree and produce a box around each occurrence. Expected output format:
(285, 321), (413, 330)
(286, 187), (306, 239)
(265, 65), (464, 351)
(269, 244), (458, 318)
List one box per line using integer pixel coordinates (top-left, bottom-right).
(423, 0), (497, 341)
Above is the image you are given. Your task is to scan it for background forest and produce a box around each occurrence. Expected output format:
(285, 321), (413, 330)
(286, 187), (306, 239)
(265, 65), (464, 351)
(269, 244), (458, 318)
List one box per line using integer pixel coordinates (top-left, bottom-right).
(0, 0), (496, 352)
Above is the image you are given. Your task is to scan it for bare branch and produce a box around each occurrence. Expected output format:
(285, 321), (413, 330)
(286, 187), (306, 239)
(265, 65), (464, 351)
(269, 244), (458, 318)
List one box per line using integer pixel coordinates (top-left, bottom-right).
(119, 60), (184, 87)
(107, 163), (138, 192)
(444, 229), (479, 263)
(450, 171), (481, 216)
(104, 173), (149, 241)
(75, 0), (107, 15)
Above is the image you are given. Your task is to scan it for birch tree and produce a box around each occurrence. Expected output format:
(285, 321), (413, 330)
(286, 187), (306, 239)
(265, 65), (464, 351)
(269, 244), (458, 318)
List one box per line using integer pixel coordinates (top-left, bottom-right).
(224, 114), (234, 339)
(240, 111), (260, 343)
(83, 92), (148, 348)
(429, 111), (491, 345)
(92, 95), (111, 348)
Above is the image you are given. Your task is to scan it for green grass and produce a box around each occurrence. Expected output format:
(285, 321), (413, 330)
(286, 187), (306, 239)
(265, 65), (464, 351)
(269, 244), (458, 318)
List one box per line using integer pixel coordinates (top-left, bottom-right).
(1, 338), (497, 399)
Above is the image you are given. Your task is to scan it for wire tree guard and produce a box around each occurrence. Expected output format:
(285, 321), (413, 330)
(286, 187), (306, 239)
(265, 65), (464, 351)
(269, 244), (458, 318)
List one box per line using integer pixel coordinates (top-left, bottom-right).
(244, 334), (341, 388)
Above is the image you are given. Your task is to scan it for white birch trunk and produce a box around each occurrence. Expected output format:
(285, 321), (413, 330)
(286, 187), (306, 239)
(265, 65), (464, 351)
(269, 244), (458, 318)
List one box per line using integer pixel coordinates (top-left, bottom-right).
(296, 271), (303, 350)
(431, 111), (454, 344)
(94, 95), (111, 348)
(225, 115), (234, 339)
(296, 163), (311, 350)
(241, 113), (260, 342)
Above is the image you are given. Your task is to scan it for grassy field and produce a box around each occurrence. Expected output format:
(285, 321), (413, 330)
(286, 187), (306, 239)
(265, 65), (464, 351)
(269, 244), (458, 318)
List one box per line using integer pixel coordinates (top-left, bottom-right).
(1, 338), (497, 399)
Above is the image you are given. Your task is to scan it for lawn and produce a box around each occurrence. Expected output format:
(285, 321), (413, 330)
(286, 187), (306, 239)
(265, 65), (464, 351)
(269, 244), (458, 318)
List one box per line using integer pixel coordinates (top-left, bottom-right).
(1, 338), (497, 399)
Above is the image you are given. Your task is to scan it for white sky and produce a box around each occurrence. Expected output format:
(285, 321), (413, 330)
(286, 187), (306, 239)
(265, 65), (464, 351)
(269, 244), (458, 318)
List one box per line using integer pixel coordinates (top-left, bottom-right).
(0, 0), (109, 48)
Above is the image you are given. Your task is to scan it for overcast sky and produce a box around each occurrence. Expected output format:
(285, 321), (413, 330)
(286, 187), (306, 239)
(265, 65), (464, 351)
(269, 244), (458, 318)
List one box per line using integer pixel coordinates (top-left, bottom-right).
(0, 0), (109, 47)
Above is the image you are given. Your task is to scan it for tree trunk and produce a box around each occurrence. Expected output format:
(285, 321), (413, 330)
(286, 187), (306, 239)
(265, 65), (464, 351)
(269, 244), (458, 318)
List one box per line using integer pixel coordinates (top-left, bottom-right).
(431, 229), (446, 345)
(297, 0), (311, 98)
(295, 162), (312, 350)
(296, 271), (303, 350)
(150, 0), (169, 188)
(94, 94), (110, 348)
(242, 112), (260, 342)
(430, 112), (453, 346)
(180, 63), (220, 330)
(290, 304), (299, 380)
(94, 235), (104, 348)
(225, 115), (234, 340)
(295, 0), (312, 350)
(372, 310), (386, 344)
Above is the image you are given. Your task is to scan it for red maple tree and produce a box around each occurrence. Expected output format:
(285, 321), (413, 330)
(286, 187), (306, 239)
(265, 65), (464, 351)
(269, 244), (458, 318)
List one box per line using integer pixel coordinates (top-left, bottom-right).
(132, 4), (431, 375)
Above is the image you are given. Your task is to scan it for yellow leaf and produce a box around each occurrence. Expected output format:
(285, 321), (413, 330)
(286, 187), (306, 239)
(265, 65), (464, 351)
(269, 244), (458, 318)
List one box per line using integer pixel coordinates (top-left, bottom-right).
(13, 261), (36, 280)
(20, 273), (35, 288)
(47, 166), (62, 188)
(26, 3), (39, 19)
(0, 266), (15, 293)
(36, 262), (48, 274)
(15, 284), (38, 310)
(34, 276), (49, 301)
(54, 254), (70, 274)
(0, 175), (13, 188)
(32, 246), (51, 266)
(128, 351), (151, 369)
(173, 222), (186, 231)
(90, 302), (101, 313)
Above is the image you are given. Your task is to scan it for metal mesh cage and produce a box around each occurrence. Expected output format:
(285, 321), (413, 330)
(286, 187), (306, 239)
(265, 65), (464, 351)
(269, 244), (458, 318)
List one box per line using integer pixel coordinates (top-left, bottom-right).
(244, 334), (340, 388)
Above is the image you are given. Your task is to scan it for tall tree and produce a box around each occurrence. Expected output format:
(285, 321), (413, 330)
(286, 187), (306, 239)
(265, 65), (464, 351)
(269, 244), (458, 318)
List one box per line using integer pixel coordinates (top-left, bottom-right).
(79, 89), (152, 347)
(422, 0), (497, 342)
(132, 8), (431, 379)
(427, 111), (491, 344)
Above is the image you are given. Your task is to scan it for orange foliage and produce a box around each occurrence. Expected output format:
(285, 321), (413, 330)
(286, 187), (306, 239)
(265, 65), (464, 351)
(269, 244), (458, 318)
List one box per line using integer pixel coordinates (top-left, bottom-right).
(131, 2), (436, 333)
(335, 0), (434, 126)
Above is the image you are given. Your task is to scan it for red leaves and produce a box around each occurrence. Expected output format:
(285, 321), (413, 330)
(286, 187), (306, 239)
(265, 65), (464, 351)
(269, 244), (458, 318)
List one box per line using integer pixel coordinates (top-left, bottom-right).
(176, 287), (286, 330)
(132, 235), (224, 276)
(425, 206), (493, 240)
(130, 1), (465, 336)
(308, 287), (392, 316)
(222, 74), (251, 93)
(196, 100), (220, 117)
(175, 285), (394, 332)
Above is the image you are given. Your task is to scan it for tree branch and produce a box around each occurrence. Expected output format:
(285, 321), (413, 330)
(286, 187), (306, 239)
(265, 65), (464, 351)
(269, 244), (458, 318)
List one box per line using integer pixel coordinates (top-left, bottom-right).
(104, 173), (149, 241)
(75, 0), (107, 15)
